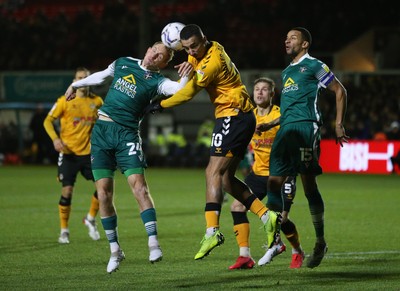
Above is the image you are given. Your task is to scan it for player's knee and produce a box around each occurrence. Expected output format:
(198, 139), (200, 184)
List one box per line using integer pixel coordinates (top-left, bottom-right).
(96, 188), (113, 204)
(230, 199), (246, 212)
(280, 211), (289, 223)
(133, 184), (150, 200)
(268, 176), (283, 193)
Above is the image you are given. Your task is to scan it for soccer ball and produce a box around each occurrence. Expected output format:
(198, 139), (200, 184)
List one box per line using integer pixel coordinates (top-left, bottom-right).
(161, 22), (185, 51)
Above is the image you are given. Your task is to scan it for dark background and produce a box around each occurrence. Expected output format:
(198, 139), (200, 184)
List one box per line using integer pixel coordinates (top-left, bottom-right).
(1, 0), (399, 71)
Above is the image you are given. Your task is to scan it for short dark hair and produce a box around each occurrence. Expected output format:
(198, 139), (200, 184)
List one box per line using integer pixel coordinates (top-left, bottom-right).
(292, 27), (312, 46)
(180, 24), (204, 41)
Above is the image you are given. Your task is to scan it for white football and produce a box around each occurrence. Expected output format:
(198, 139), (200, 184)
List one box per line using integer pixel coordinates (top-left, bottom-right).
(161, 22), (185, 51)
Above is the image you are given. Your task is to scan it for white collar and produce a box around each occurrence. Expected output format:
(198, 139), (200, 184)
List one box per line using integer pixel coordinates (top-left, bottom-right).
(291, 53), (310, 65)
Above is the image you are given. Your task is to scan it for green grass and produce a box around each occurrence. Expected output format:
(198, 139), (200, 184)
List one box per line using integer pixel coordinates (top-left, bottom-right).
(1, 165), (400, 290)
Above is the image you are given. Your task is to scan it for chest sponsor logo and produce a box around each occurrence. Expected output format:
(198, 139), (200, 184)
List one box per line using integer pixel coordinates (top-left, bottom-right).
(282, 77), (298, 94)
(114, 74), (137, 98)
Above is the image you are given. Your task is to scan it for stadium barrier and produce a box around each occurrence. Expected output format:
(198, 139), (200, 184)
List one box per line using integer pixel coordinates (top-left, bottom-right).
(320, 140), (400, 174)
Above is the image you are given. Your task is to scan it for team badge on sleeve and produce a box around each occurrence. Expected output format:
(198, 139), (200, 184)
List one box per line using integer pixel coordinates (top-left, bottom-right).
(322, 64), (330, 73)
(196, 70), (205, 82)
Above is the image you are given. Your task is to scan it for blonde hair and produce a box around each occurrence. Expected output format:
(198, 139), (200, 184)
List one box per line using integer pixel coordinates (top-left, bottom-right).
(154, 41), (174, 63)
(254, 77), (275, 92)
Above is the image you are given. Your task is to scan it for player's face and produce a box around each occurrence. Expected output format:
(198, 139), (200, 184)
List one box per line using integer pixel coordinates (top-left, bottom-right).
(285, 30), (306, 58)
(74, 70), (90, 93)
(74, 70), (89, 81)
(181, 35), (207, 60)
(253, 81), (273, 107)
(144, 44), (170, 70)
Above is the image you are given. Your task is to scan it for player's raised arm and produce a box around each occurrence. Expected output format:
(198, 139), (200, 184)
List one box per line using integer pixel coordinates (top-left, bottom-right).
(65, 65), (115, 101)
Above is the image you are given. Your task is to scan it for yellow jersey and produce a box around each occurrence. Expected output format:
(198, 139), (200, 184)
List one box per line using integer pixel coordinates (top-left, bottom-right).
(251, 105), (281, 176)
(161, 41), (254, 118)
(46, 95), (103, 155)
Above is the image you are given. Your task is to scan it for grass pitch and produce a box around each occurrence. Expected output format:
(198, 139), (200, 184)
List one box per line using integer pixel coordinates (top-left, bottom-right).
(0, 165), (399, 290)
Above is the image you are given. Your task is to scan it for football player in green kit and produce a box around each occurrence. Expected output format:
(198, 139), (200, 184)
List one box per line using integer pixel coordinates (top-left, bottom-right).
(65, 41), (193, 273)
(257, 27), (348, 268)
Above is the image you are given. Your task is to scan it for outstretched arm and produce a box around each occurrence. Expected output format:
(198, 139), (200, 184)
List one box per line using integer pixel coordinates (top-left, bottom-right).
(65, 65), (114, 100)
(146, 79), (202, 114)
(146, 61), (197, 114)
(255, 117), (280, 135)
(161, 79), (202, 108)
(158, 61), (194, 96)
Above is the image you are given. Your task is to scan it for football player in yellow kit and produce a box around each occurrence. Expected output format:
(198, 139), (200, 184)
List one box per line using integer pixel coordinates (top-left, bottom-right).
(44, 67), (103, 244)
(229, 77), (304, 270)
(147, 24), (282, 260)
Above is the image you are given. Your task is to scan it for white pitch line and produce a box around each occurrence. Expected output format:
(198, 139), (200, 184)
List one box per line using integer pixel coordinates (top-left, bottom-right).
(324, 250), (400, 257)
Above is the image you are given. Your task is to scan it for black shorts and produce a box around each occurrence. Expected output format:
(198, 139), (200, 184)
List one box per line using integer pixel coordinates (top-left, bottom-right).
(244, 171), (268, 201)
(57, 153), (94, 187)
(210, 111), (256, 159)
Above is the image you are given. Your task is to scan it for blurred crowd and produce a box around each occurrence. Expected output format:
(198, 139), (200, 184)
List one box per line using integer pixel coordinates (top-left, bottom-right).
(319, 74), (400, 141)
(0, 0), (399, 165)
(1, 0), (399, 70)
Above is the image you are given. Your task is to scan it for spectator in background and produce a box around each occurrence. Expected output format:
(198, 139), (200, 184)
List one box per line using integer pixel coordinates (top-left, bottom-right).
(0, 121), (20, 164)
(0, 122), (17, 157)
(166, 125), (188, 157)
(387, 121), (400, 140)
(373, 126), (387, 141)
(148, 126), (168, 166)
(29, 103), (56, 164)
(193, 118), (215, 167)
(390, 150), (400, 174)
(164, 125), (189, 167)
(196, 117), (214, 148)
(388, 121), (400, 174)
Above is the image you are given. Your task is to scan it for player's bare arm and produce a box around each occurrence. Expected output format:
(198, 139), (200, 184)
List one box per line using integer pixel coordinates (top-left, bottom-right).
(255, 117), (280, 135)
(65, 67), (114, 101)
(328, 77), (349, 147)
